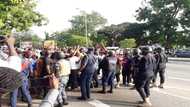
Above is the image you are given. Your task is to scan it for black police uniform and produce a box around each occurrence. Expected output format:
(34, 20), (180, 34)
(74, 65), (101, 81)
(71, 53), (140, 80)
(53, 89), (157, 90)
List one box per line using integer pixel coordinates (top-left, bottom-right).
(135, 53), (156, 101)
(153, 52), (168, 85)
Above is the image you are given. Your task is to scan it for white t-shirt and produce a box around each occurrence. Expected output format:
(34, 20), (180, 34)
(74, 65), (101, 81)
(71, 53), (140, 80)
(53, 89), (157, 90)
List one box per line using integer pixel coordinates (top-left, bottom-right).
(69, 56), (80, 70)
(0, 56), (21, 72)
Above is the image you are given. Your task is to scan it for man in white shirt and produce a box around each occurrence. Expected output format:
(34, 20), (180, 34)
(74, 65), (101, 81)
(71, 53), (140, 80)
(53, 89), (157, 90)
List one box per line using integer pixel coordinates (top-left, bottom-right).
(0, 37), (21, 72)
(0, 36), (22, 107)
(67, 55), (80, 90)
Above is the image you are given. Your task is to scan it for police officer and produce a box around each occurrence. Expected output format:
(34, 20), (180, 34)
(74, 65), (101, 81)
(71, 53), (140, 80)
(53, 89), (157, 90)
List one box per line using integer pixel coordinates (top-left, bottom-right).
(99, 51), (117, 93)
(135, 47), (156, 106)
(131, 48), (141, 89)
(78, 48), (96, 100)
(152, 47), (168, 88)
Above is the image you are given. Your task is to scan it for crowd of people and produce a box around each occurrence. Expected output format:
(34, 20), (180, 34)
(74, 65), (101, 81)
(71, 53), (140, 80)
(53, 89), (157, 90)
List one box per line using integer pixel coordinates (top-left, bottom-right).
(0, 36), (168, 107)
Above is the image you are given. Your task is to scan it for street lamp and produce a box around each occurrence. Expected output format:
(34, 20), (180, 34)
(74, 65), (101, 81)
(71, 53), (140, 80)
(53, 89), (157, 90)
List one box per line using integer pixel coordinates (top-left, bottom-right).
(84, 14), (88, 47)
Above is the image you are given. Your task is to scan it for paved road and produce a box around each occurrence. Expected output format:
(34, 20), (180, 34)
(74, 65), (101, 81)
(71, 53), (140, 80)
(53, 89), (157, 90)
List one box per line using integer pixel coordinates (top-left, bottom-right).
(3, 61), (190, 107)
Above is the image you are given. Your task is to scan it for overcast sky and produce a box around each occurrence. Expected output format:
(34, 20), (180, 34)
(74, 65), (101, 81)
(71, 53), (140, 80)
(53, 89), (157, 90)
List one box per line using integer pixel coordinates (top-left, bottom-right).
(32, 0), (143, 38)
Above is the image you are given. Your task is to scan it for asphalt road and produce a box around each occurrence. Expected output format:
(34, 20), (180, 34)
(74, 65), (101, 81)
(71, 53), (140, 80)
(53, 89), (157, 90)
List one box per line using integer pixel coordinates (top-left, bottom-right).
(3, 61), (190, 107)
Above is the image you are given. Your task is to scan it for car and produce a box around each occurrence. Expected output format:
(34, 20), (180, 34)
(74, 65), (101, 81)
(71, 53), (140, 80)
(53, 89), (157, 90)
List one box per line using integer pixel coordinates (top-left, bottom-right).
(175, 50), (190, 58)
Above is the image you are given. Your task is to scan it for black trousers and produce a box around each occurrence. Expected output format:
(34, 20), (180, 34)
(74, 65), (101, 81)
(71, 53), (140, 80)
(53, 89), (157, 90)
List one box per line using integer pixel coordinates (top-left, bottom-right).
(115, 72), (121, 83)
(67, 70), (79, 89)
(135, 76), (152, 101)
(153, 69), (165, 84)
(122, 70), (132, 85)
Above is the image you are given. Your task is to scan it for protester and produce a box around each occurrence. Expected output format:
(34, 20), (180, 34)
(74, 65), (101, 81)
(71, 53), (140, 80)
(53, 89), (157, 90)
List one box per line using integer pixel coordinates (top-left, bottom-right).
(115, 52), (123, 88)
(54, 52), (71, 107)
(39, 74), (59, 107)
(92, 50), (100, 88)
(67, 49), (80, 90)
(10, 51), (33, 107)
(0, 36), (22, 107)
(40, 49), (53, 97)
(122, 50), (133, 86)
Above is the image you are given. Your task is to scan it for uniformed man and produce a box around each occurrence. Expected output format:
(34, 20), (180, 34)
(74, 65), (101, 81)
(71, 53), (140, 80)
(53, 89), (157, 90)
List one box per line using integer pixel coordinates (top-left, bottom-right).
(131, 48), (141, 89)
(99, 51), (117, 93)
(135, 47), (156, 106)
(152, 47), (168, 88)
(78, 48), (96, 100)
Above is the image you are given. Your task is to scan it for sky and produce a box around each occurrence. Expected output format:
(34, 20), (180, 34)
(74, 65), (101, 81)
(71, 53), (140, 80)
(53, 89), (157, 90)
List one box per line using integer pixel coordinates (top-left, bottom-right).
(31, 0), (143, 38)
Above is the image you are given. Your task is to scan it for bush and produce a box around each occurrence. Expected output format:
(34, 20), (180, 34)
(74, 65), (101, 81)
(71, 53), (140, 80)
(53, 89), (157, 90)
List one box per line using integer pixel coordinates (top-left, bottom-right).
(119, 38), (136, 48)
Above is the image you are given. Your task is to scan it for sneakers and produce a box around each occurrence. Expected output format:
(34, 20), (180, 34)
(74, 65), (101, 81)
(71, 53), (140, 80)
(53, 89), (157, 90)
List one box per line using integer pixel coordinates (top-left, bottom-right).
(77, 97), (88, 101)
(98, 90), (107, 94)
(158, 84), (164, 89)
(137, 100), (152, 107)
(115, 83), (120, 88)
(140, 102), (152, 107)
(107, 90), (113, 93)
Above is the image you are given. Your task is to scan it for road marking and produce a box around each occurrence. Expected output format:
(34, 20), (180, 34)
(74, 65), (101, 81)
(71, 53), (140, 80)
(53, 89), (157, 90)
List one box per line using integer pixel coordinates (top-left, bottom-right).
(88, 100), (110, 107)
(168, 77), (190, 82)
(164, 86), (190, 92)
(153, 87), (190, 101)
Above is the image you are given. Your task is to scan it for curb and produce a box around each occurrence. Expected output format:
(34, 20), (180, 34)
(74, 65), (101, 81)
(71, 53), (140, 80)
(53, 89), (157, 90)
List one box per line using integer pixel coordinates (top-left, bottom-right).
(168, 57), (190, 62)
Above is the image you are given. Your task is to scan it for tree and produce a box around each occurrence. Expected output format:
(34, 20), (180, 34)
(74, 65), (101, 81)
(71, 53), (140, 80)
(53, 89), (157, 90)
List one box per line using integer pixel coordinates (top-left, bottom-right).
(90, 33), (108, 46)
(51, 31), (92, 47)
(136, 0), (190, 48)
(70, 11), (107, 38)
(14, 30), (42, 48)
(0, 0), (47, 35)
(98, 23), (128, 46)
(119, 38), (137, 48)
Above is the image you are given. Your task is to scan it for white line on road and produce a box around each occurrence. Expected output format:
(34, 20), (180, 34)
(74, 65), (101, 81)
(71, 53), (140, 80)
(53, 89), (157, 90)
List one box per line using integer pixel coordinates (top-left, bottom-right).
(168, 77), (190, 82)
(153, 88), (190, 101)
(164, 86), (190, 92)
(88, 100), (110, 107)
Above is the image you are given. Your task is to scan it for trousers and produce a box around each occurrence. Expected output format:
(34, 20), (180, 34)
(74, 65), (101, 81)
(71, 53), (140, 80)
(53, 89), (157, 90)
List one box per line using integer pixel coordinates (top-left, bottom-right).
(80, 72), (94, 99)
(56, 76), (69, 104)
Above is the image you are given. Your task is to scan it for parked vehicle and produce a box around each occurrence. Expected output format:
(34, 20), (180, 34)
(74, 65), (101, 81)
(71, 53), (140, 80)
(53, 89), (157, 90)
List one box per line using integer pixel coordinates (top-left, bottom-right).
(175, 50), (190, 58)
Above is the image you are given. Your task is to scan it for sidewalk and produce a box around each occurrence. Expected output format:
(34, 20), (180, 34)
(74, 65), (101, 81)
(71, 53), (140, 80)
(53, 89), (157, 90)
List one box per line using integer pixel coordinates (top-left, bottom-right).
(168, 57), (190, 62)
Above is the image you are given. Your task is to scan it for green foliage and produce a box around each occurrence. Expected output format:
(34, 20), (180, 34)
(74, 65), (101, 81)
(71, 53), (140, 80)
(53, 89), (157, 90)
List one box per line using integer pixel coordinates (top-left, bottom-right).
(91, 34), (108, 46)
(70, 11), (107, 37)
(119, 38), (136, 48)
(0, 0), (47, 35)
(136, 0), (190, 48)
(52, 31), (92, 47)
(14, 31), (42, 48)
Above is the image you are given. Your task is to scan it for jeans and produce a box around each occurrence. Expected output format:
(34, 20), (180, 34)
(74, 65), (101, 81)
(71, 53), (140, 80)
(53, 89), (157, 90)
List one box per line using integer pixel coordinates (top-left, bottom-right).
(80, 72), (94, 99)
(102, 70), (115, 92)
(56, 76), (69, 104)
(10, 79), (32, 107)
